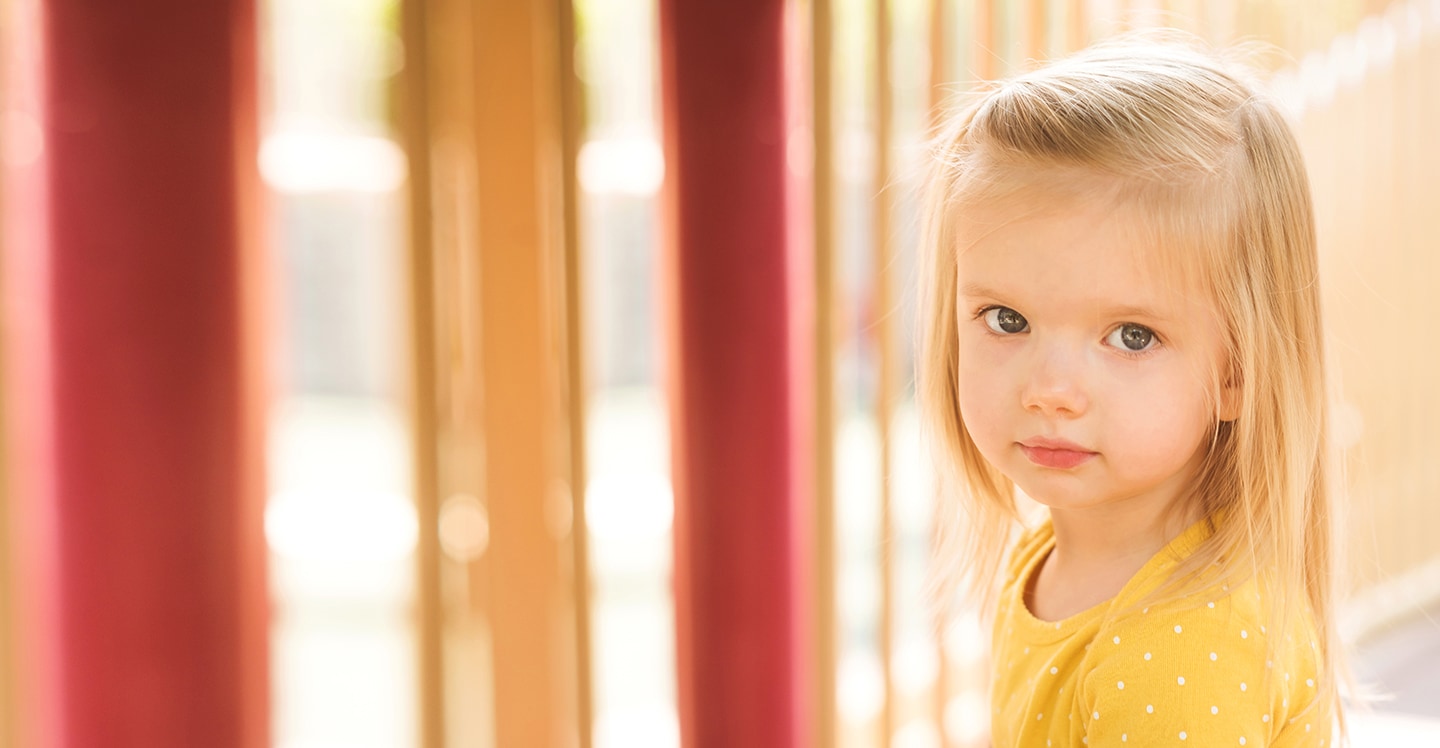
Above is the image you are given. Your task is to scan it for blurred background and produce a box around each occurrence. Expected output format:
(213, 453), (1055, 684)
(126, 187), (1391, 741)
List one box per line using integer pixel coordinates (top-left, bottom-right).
(2, 0), (1440, 746)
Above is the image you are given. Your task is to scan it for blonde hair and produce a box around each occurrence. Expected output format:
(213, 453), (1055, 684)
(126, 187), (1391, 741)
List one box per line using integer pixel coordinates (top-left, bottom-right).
(917, 33), (1345, 721)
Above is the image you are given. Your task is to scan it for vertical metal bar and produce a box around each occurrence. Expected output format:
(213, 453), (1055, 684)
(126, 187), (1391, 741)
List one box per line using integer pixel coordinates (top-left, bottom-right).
(1395, 16), (1416, 580)
(926, 2), (952, 737)
(929, 0), (947, 122)
(812, 13), (839, 748)
(556, 0), (593, 745)
(1182, 0), (1206, 35)
(925, 2), (952, 742)
(1416, 3), (1434, 567)
(399, 0), (446, 745)
(1025, 0), (1048, 61)
(0, 3), (53, 744)
(812, 0), (838, 746)
(472, 0), (573, 744)
(0, 3), (14, 744)
(662, 1), (798, 745)
(873, 0), (895, 744)
(1066, 0), (1086, 52)
(1220, 0), (1240, 41)
(35, 0), (269, 743)
(974, 0), (998, 80)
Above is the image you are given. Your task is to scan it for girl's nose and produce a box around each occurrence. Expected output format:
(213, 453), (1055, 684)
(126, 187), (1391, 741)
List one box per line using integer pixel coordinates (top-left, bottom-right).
(1020, 344), (1089, 418)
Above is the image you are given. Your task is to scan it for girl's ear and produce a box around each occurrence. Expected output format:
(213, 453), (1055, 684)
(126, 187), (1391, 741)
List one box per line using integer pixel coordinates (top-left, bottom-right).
(1217, 367), (1241, 422)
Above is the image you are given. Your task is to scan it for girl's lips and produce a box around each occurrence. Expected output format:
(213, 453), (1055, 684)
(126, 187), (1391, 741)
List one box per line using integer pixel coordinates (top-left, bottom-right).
(1019, 444), (1097, 469)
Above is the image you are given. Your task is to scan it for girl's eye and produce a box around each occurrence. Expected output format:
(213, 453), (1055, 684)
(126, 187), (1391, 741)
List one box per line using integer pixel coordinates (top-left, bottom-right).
(1105, 323), (1158, 352)
(982, 306), (1029, 335)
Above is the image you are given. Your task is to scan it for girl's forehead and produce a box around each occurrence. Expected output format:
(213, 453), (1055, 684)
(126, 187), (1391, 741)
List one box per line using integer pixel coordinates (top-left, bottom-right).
(953, 187), (1219, 320)
(953, 166), (1230, 284)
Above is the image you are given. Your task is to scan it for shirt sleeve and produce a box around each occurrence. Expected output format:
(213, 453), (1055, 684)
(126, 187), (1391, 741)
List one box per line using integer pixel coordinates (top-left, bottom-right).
(1077, 601), (1275, 747)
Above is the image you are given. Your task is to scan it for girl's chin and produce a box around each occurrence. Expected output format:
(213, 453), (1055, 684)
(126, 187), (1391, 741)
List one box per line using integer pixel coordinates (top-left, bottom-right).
(1010, 480), (1106, 513)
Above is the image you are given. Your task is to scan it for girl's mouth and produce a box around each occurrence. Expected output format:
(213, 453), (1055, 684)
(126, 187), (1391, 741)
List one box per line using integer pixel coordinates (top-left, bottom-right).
(1019, 443), (1097, 469)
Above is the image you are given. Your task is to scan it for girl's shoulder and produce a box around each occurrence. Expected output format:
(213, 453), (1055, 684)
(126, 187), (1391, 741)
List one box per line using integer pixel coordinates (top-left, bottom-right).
(1095, 575), (1272, 656)
(1079, 577), (1329, 743)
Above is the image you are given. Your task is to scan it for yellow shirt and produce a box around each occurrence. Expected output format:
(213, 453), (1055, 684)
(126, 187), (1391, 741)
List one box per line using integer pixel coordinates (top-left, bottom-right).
(991, 518), (1331, 747)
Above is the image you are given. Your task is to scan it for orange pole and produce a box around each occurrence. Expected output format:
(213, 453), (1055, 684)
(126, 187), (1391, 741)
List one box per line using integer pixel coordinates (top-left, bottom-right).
(974, 0), (999, 80)
(472, 1), (575, 745)
(1026, 0), (1048, 61)
(1067, 0), (1086, 52)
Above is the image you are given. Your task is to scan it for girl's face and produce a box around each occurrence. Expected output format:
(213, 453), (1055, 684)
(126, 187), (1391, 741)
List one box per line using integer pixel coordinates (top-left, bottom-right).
(954, 189), (1234, 517)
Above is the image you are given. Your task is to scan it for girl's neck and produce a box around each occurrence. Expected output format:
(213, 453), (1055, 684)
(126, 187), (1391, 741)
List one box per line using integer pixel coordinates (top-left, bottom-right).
(1048, 500), (1197, 569)
(1026, 501), (1199, 622)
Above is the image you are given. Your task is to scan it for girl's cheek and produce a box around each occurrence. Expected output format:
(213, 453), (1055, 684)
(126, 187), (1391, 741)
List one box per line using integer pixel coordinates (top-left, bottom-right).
(956, 342), (1014, 437)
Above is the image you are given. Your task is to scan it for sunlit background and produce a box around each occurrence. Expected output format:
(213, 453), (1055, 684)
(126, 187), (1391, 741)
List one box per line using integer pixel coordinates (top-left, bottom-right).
(4, 0), (1440, 746)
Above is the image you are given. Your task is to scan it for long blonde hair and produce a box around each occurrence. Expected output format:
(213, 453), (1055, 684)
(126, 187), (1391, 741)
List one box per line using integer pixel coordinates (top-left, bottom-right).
(917, 32), (1344, 719)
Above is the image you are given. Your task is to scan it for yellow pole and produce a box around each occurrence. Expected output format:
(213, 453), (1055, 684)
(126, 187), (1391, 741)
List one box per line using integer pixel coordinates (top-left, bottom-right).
(398, 0), (446, 744)
(812, 0), (838, 746)
(556, 0), (594, 745)
(874, 0), (896, 744)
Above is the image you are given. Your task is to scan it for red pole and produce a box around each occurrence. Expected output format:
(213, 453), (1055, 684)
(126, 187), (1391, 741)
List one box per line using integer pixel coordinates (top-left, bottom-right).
(659, 0), (802, 746)
(4, 1), (270, 745)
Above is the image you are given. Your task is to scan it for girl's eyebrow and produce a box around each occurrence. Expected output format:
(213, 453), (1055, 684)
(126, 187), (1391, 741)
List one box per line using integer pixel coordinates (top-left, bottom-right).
(957, 282), (1007, 299)
(958, 283), (1173, 323)
(1091, 302), (1173, 324)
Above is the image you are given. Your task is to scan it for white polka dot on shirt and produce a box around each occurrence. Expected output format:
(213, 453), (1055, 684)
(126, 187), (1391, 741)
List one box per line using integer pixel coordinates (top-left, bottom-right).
(1211, 706), (1219, 715)
(1240, 738), (1247, 745)
(1051, 667), (1058, 674)
(1307, 678), (1315, 687)
(1241, 629), (1248, 639)
(1240, 682), (1248, 692)
(1144, 652), (1152, 661)
(1147, 705), (1154, 714)
(1178, 676), (1186, 685)
(1180, 731), (1188, 740)
(1210, 652), (1218, 661)
(1262, 714), (1270, 722)
(1094, 711), (1100, 720)
(1175, 625), (1183, 633)
(1113, 636), (1121, 644)
(1117, 681), (1125, 689)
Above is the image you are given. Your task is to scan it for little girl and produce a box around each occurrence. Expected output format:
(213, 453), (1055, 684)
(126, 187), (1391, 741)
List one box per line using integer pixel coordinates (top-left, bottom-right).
(917, 35), (1343, 747)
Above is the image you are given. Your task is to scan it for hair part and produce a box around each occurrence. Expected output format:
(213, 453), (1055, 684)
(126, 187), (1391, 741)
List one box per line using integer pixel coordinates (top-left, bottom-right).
(917, 30), (1347, 724)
